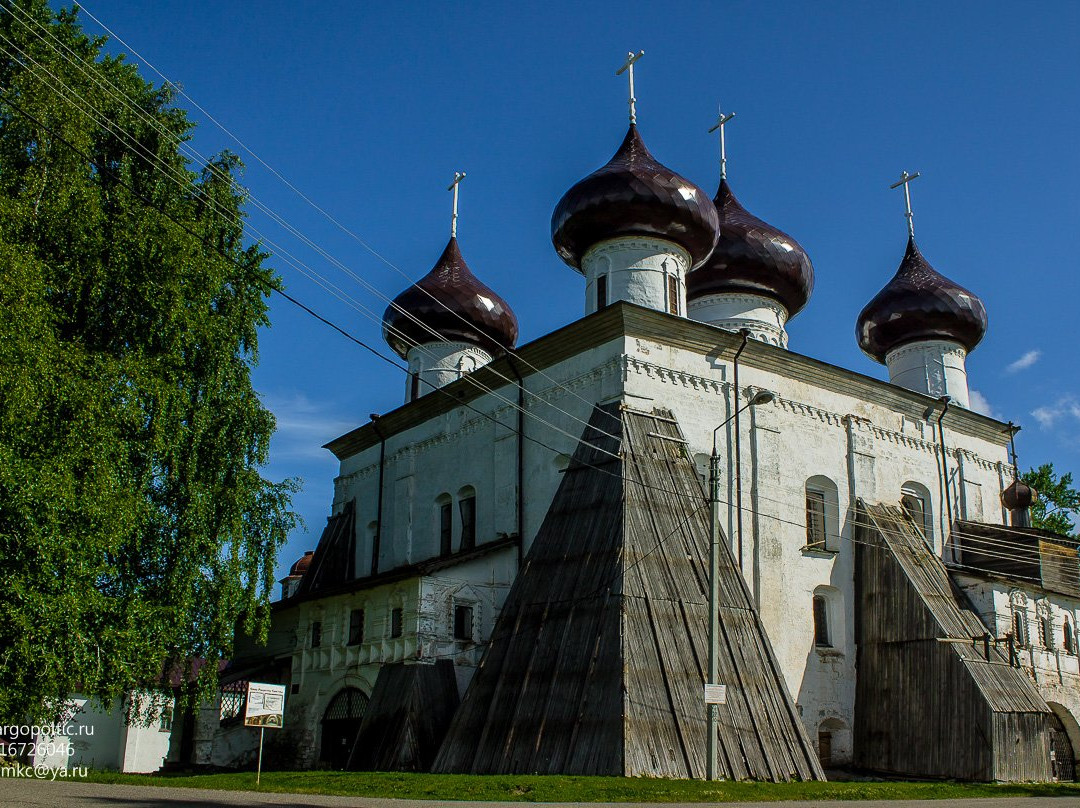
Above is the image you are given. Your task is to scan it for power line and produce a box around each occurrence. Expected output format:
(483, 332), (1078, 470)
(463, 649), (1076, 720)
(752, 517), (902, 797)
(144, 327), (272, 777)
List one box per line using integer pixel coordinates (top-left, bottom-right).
(0, 26), (630, 467)
(31, 0), (635, 452)
(1, 19), (1064, 581)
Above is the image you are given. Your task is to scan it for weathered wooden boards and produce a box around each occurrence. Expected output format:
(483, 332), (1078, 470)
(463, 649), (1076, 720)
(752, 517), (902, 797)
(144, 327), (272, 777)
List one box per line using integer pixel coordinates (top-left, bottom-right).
(296, 500), (355, 595)
(348, 660), (460, 772)
(432, 404), (822, 780)
(854, 502), (1052, 781)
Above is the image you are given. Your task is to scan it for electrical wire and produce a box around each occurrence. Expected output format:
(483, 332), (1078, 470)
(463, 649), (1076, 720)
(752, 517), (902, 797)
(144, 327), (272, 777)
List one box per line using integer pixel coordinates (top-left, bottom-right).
(4, 1), (634, 456)
(0, 25), (630, 468)
(0, 19), (1065, 583)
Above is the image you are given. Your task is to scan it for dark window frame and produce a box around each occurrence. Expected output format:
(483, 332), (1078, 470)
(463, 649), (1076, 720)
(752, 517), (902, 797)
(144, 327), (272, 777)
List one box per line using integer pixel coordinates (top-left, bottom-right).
(390, 607), (403, 639)
(459, 495), (476, 551)
(813, 595), (830, 647)
(805, 489), (827, 549)
(667, 275), (679, 315)
(311, 621), (322, 649)
(596, 275), (608, 309)
(453, 604), (474, 641)
(439, 499), (453, 556)
(348, 608), (365, 646)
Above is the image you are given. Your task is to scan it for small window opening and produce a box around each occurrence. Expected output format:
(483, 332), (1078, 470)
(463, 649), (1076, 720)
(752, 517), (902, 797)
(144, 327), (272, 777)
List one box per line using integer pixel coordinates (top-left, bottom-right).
(1042, 614), (1055, 650)
(348, 609), (365, 646)
(813, 595), (830, 647)
(439, 499), (453, 556)
(805, 489), (827, 549)
(667, 275), (679, 315)
(1012, 610), (1029, 647)
(596, 275), (608, 309)
(310, 621), (322, 648)
(453, 604), (474, 641)
(459, 495), (476, 551)
(901, 493), (927, 537)
(390, 607), (403, 639)
(410, 373), (421, 401)
(1065, 619), (1076, 655)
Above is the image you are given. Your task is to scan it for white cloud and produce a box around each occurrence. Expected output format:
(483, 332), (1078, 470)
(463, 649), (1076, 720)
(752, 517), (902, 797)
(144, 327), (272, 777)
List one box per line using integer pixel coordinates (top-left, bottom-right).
(967, 389), (997, 418)
(1006, 349), (1041, 374)
(1031, 395), (1080, 429)
(262, 392), (357, 461)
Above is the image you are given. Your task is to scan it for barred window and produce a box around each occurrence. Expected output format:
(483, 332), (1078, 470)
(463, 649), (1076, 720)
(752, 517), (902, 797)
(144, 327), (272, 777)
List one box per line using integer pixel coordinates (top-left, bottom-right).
(219, 681), (247, 724)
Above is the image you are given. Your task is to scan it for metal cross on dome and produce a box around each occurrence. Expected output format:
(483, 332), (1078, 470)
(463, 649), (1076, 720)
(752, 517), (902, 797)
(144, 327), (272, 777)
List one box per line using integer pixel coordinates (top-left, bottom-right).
(890, 169), (921, 239)
(448, 171), (466, 239)
(615, 50), (645, 124)
(707, 105), (736, 181)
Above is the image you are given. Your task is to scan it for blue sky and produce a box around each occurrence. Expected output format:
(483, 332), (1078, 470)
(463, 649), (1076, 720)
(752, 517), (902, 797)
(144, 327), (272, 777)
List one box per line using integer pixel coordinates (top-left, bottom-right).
(71, 1), (1080, 580)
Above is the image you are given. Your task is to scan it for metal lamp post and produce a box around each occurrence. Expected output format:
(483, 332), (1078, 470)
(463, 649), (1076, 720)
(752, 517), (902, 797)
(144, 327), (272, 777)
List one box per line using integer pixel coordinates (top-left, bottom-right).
(707, 389), (774, 780)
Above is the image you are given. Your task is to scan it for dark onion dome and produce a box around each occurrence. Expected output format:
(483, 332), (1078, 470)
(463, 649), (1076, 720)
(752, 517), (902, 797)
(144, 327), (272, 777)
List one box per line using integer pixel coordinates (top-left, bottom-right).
(686, 179), (814, 317)
(382, 236), (519, 359)
(856, 237), (988, 363)
(551, 124), (719, 271)
(289, 550), (315, 577)
(1001, 479), (1038, 511)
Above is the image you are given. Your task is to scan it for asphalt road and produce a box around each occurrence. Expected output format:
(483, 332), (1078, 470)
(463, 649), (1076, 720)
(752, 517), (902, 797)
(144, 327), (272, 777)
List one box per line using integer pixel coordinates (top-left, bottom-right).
(6, 781), (1080, 808)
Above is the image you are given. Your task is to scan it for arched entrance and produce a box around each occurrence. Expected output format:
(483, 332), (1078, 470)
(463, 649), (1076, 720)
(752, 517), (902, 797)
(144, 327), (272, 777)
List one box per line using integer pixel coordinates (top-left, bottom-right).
(320, 687), (368, 770)
(1047, 703), (1079, 782)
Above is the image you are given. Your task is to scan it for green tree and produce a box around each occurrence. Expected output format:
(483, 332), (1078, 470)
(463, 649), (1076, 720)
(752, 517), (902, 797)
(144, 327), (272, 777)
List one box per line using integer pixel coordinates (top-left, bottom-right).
(1020, 464), (1080, 538)
(0, 0), (297, 724)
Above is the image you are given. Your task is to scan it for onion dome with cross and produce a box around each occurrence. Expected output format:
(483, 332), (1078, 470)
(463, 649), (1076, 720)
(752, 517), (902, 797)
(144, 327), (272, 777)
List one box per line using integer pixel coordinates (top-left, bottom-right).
(685, 109), (814, 349)
(550, 52), (719, 317)
(383, 173), (519, 402)
(855, 171), (987, 408)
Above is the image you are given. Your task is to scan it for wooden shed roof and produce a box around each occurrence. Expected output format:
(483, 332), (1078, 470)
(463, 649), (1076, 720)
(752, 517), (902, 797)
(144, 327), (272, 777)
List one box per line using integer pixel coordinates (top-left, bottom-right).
(432, 404), (822, 780)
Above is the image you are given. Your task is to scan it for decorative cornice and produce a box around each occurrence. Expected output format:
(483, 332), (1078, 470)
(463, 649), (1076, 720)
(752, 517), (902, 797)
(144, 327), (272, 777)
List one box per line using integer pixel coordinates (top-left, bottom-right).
(325, 303), (1015, 460)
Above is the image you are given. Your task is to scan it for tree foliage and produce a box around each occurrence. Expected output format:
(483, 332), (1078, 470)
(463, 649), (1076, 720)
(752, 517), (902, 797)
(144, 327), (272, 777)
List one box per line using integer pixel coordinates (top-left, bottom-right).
(1021, 463), (1080, 538)
(0, 0), (297, 723)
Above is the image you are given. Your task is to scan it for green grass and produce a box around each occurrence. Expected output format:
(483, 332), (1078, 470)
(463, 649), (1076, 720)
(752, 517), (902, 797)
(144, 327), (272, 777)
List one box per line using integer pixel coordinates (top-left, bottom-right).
(79, 770), (1080, 802)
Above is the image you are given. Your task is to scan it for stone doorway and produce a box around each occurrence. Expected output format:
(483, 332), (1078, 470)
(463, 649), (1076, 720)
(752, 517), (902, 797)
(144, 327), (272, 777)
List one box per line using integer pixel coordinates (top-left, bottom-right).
(320, 687), (368, 770)
(1049, 710), (1077, 782)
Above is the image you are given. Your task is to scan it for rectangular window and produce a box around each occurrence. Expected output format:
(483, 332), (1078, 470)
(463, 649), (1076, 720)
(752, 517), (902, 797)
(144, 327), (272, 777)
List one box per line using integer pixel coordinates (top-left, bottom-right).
(805, 490), (827, 549)
(459, 496), (476, 551)
(410, 373), (421, 401)
(453, 604), (474, 641)
(440, 501), (453, 556)
(159, 706), (173, 733)
(813, 596), (830, 647)
(667, 275), (679, 315)
(596, 275), (607, 309)
(390, 607), (403, 639)
(310, 621), (322, 648)
(348, 609), (365, 646)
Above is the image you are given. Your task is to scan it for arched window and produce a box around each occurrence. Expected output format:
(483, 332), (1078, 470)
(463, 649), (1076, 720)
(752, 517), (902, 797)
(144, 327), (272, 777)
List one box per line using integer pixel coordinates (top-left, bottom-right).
(435, 493), (452, 556)
(1065, 617), (1076, 655)
(1010, 590), (1029, 647)
(901, 481), (934, 547)
(805, 475), (840, 552)
(458, 485), (476, 551)
(1038, 600), (1054, 650)
(813, 585), (843, 652)
(813, 595), (830, 647)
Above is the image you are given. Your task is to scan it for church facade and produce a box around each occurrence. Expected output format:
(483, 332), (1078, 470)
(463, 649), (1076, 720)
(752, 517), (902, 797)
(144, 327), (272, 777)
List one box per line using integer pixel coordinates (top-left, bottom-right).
(198, 106), (1080, 781)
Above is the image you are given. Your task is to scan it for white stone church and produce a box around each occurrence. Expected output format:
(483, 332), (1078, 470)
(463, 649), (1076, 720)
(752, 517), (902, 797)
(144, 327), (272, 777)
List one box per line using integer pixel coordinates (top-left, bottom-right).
(191, 98), (1080, 781)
